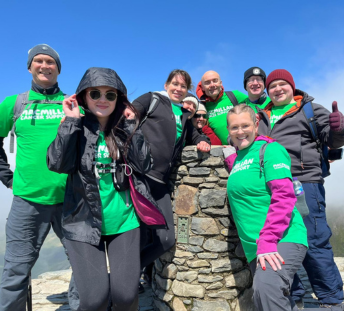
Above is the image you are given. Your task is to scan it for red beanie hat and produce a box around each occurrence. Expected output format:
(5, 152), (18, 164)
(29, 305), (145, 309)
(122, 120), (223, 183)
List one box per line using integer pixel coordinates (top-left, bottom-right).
(266, 69), (295, 95)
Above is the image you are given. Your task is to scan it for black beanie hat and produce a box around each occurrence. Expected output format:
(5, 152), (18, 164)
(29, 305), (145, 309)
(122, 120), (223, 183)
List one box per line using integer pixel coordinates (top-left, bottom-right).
(243, 67), (266, 90)
(27, 44), (61, 73)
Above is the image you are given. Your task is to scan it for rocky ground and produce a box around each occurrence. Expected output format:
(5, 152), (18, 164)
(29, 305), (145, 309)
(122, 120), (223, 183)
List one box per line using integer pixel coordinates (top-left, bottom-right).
(30, 258), (344, 310)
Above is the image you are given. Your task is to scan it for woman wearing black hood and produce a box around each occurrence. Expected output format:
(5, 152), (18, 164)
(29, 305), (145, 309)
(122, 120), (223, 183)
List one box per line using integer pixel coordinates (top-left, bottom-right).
(47, 67), (159, 311)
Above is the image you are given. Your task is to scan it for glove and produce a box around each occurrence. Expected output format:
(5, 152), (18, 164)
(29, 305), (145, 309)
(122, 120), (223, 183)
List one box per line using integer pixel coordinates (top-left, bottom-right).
(329, 101), (344, 132)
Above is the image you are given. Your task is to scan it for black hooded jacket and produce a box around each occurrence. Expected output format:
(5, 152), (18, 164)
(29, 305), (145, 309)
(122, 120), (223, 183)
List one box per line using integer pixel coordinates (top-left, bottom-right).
(47, 68), (154, 245)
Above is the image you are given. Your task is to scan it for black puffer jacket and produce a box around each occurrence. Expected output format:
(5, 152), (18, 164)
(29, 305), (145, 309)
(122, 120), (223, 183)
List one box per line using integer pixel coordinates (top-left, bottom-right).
(132, 92), (210, 183)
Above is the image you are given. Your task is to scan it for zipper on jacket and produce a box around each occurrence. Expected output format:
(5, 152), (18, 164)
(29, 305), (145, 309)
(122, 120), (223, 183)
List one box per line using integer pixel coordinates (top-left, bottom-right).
(125, 190), (130, 207)
(300, 137), (304, 170)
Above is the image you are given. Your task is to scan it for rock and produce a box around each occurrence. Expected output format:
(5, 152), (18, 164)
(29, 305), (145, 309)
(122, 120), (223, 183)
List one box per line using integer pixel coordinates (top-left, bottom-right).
(155, 259), (164, 272)
(174, 250), (194, 259)
(177, 266), (189, 271)
(221, 228), (238, 237)
(335, 257), (344, 272)
(199, 157), (223, 167)
(177, 165), (188, 176)
(189, 236), (204, 246)
(183, 299), (192, 305)
(199, 183), (216, 189)
(199, 189), (227, 208)
(231, 288), (254, 311)
(181, 146), (204, 163)
(198, 268), (211, 274)
(192, 299), (230, 311)
(197, 275), (223, 283)
(182, 177), (204, 186)
(209, 147), (224, 157)
(160, 251), (174, 263)
(155, 274), (172, 291)
(197, 252), (218, 259)
(211, 258), (243, 273)
(225, 269), (251, 288)
(173, 297), (187, 311)
(206, 282), (224, 290)
(214, 168), (229, 178)
(203, 239), (234, 252)
(219, 217), (231, 227)
(173, 258), (186, 265)
(175, 185), (198, 215)
(171, 280), (205, 298)
(176, 271), (198, 283)
(189, 167), (211, 177)
(169, 173), (181, 181)
(186, 260), (210, 268)
(154, 299), (171, 311)
(202, 207), (230, 216)
(208, 289), (239, 300)
(186, 162), (199, 168)
(155, 288), (174, 302)
(205, 176), (219, 183)
(161, 263), (178, 279)
(218, 179), (228, 187)
(191, 217), (219, 235)
(235, 243), (246, 259)
(38, 270), (72, 282)
(185, 245), (203, 253)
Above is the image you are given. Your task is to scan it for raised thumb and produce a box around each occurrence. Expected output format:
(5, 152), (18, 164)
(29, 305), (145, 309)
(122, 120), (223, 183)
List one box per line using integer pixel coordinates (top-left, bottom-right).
(332, 101), (338, 113)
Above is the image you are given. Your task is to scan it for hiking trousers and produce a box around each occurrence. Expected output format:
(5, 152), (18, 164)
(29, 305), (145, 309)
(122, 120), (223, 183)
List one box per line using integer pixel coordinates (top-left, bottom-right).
(291, 183), (344, 305)
(0, 196), (67, 311)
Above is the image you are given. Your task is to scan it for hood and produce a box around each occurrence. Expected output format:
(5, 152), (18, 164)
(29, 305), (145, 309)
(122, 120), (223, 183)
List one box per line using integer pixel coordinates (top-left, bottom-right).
(196, 81), (224, 103)
(75, 67), (127, 107)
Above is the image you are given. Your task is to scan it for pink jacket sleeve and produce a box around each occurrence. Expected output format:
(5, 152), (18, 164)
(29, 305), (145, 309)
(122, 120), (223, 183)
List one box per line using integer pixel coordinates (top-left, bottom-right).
(256, 178), (296, 255)
(224, 153), (237, 171)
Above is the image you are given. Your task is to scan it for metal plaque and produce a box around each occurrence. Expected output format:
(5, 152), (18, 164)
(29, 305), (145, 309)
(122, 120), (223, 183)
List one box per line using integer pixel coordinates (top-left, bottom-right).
(177, 216), (190, 244)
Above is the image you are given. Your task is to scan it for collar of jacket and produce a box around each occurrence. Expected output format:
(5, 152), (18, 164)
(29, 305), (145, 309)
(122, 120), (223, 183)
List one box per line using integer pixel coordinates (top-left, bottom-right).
(263, 89), (314, 119)
(31, 81), (60, 95)
(196, 81), (224, 103)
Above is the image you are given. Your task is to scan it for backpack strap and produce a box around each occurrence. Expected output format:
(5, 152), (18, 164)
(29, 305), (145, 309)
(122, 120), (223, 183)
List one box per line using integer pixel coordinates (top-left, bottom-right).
(259, 142), (270, 174)
(10, 91), (29, 153)
(139, 92), (160, 126)
(225, 91), (239, 107)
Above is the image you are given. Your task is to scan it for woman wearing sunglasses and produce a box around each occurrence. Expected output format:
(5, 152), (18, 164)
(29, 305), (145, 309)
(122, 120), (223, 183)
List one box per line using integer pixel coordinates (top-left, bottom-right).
(47, 67), (160, 311)
(225, 104), (309, 311)
(192, 103), (222, 145)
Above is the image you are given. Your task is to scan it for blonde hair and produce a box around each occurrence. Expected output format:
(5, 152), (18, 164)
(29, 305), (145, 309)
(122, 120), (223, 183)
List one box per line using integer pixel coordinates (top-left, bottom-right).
(226, 103), (256, 127)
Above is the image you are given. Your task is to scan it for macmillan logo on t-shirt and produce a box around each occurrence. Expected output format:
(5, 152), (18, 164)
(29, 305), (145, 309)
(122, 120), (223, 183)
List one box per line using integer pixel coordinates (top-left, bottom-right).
(231, 158), (254, 174)
(273, 163), (290, 170)
(208, 105), (232, 118)
(20, 108), (65, 120)
(95, 144), (110, 159)
(175, 115), (182, 126)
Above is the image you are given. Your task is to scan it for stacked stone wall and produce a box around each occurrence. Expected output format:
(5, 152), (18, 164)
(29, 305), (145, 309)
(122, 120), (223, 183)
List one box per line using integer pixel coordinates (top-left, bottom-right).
(152, 146), (254, 311)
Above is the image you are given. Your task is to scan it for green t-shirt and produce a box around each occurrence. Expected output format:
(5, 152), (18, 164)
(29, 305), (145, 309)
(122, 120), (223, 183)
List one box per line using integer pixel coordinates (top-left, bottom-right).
(226, 140), (308, 262)
(270, 102), (296, 128)
(171, 103), (183, 143)
(96, 132), (140, 235)
(0, 90), (68, 204)
(207, 91), (247, 145)
(243, 96), (271, 113)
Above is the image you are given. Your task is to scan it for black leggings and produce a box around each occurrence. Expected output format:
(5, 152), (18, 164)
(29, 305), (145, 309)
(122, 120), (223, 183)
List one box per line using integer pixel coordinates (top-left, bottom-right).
(65, 228), (140, 311)
(140, 178), (175, 268)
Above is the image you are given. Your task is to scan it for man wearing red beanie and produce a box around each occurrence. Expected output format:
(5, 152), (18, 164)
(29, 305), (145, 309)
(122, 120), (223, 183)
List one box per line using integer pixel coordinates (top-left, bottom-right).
(259, 69), (344, 308)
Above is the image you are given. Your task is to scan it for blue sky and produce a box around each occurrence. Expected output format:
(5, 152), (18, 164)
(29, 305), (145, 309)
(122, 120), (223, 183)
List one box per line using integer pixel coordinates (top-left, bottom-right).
(1, 0), (344, 225)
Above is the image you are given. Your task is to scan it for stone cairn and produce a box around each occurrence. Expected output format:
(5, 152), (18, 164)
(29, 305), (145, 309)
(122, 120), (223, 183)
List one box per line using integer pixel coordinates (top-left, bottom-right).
(152, 146), (254, 311)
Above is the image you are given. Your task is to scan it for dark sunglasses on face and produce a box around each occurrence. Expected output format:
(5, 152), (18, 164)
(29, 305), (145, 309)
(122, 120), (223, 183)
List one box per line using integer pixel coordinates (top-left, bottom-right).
(88, 90), (117, 102)
(193, 113), (208, 119)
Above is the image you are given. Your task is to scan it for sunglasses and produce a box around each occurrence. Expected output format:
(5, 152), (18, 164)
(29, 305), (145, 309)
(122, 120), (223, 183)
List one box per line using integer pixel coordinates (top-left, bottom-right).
(193, 113), (208, 119)
(88, 90), (117, 102)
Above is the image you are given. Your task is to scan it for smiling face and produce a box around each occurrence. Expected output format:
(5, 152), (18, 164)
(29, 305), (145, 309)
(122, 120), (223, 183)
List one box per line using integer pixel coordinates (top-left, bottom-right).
(164, 74), (188, 103)
(246, 75), (265, 101)
(29, 54), (59, 88)
(192, 110), (207, 129)
(227, 112), (258, 150)
(183, 100), (197, 118)
(268, 79), (295, 106)
(201, 71), (222, 99)
(85, 86), (118, 127)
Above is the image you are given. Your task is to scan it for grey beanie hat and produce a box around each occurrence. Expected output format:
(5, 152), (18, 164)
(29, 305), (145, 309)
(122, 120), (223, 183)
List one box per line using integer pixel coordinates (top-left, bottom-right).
(27, 44), (61, 73)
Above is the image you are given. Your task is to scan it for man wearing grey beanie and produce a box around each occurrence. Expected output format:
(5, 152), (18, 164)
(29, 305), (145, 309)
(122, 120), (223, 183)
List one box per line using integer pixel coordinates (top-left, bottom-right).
(0, 44), (78, 310)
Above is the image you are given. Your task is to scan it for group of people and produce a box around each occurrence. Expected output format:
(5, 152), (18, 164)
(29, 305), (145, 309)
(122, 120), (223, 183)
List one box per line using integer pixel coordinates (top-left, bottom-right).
(0, 43), (343, 311)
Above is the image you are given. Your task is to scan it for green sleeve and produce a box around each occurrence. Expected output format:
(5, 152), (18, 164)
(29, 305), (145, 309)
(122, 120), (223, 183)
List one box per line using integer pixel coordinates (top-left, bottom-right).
(0, 95), (17, 137)
(232, 90), (248, 103)
(263, 142), (292, 182)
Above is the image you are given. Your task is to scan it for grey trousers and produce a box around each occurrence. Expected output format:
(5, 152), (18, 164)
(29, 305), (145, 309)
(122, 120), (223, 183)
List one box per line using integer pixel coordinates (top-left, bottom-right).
(0, 196), (69, 311)
(249, 243), (307, 311)
(65, 228), (140, 311)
